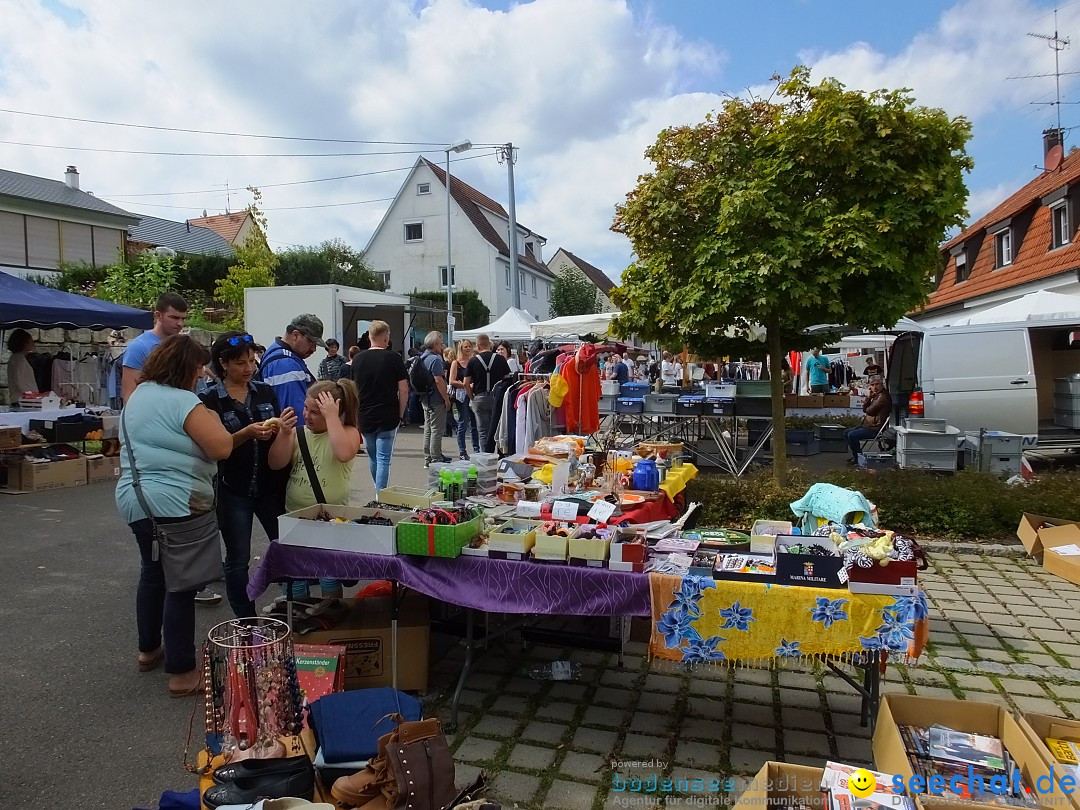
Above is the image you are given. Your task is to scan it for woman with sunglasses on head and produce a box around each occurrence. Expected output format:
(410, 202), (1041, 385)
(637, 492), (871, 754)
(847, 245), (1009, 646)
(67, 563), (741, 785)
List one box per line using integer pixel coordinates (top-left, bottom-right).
(199, 331), (296, 617)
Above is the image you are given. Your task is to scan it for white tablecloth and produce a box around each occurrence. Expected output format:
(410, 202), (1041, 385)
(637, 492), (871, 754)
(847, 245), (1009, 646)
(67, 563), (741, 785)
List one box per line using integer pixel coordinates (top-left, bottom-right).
(0, 407), (109, 432)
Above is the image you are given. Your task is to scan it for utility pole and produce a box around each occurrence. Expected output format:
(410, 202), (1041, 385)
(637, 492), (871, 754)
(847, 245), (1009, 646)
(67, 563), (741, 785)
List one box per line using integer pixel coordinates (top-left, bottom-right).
(498, 144), (521, 310)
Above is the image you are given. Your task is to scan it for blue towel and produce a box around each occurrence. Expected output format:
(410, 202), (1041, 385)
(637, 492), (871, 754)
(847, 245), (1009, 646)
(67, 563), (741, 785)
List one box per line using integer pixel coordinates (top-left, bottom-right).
(790, 483), (876, 532)
(309, 687), (422, 763)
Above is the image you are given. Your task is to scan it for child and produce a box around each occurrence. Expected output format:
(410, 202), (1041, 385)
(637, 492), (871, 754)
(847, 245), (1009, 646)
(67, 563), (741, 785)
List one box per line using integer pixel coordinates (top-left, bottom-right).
(270, 379), (362, 598)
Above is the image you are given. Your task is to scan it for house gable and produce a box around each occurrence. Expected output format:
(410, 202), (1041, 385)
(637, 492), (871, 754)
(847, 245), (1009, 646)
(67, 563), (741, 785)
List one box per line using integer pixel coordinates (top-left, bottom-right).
(547, 247), (618, 312)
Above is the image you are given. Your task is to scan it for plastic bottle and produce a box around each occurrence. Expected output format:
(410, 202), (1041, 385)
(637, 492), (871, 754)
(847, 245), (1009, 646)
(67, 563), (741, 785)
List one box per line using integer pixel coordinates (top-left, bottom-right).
(454, 471), (465, 502)
(527, 661), (582, 681)
(438, 469), (451, 499)
(467, 466), (478, 496)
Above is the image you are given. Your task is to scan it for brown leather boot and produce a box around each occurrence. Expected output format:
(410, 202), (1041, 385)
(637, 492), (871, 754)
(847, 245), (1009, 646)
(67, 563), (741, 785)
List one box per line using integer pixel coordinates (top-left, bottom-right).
(331, 730), (395, 807)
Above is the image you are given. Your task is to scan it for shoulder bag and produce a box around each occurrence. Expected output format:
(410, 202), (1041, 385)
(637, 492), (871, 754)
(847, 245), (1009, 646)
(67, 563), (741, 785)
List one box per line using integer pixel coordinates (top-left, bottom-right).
(296, 427), (327, 504)
(121, 407), (222, 593)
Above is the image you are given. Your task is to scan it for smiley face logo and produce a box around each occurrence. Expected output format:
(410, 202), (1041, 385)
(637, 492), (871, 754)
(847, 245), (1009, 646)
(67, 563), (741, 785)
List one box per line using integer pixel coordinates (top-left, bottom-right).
(848, 768), (877, 799)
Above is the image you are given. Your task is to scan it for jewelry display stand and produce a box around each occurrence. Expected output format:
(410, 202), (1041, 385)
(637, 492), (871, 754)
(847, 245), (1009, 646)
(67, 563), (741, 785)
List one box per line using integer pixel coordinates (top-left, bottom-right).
(203, 618), (304, 762)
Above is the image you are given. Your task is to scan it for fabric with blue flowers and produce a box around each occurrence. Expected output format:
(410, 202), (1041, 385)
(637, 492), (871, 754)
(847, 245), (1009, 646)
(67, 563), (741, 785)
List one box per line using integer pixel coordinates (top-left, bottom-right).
(648, 573), (929, 665)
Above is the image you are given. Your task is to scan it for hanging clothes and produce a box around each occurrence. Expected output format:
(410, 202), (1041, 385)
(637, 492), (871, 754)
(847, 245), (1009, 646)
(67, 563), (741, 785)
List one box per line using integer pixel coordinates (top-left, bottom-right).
(525, 385), (553, 445)
(560, 343), (601, 435)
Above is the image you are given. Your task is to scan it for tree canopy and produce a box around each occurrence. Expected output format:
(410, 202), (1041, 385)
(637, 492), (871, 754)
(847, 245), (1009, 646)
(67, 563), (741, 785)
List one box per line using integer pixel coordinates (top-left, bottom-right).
(611, 67), (972, 480)
(550, 262), (601, 318)
(276, 239), (384, 290)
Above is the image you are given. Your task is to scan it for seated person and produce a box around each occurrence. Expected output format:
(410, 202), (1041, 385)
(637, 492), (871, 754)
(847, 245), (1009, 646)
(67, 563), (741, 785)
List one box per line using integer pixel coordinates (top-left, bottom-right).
(845, 379), (892, 463)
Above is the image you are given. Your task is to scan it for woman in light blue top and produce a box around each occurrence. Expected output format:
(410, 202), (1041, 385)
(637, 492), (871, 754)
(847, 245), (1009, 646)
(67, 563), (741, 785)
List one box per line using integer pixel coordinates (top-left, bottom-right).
(116, 335), (232, 697)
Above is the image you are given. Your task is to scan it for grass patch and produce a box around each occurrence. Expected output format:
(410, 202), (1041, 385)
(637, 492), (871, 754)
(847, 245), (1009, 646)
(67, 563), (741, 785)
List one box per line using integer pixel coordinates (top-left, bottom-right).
(685, 467), (1080, 541)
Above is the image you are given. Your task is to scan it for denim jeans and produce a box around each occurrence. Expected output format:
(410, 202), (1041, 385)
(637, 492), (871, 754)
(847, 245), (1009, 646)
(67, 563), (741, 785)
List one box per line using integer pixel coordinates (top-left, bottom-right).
(130, 518), (197, 674)
(361, 427), (399, 492)
(471, 394), (494, 450)
(422, 400), (447, 462)
(217, 487), (282, 618)
(845, 425), (879, 459)
(455, 399), (479, 455)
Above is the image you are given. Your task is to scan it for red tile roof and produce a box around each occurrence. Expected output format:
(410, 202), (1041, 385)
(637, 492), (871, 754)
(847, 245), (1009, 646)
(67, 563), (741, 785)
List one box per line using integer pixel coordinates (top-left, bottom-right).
(423, 158), (553, 279)
(187, 211), (250, 244)
(549, 248), (617, 294)
(925, 152), (1080, 312)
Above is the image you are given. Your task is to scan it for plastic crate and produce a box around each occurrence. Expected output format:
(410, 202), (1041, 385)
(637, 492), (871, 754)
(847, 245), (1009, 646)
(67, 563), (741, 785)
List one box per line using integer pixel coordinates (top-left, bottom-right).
(785, 439), (820, 456)
(1054, 376), (1080, 395)
(619, 382), (650, 397)
(1054, 394), (1080, 413)
(858, 452), (896, 470)
(819, 438), (848, 453)
(676, 396), (704, 415)
(1055, 409), (1080, 428)
(735, 397), (772, 417)
(902, 417), (947, 433)
(644, 393), (678, 414)
(735, 380), (772, 398)
(396, 513), (482, 557)
(599, 394), (616, 413)
(785, 429), (815, 444)
(896, 447), (957, 471)
(704, 398), (734, 416)
(616, 397), (644, 414)
(895, 426), (959, 452)
(815, 424), (846, 440)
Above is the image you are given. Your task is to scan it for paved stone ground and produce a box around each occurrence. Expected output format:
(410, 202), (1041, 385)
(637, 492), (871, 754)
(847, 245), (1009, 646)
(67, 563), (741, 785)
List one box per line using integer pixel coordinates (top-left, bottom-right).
(415, 551), (1080, 810)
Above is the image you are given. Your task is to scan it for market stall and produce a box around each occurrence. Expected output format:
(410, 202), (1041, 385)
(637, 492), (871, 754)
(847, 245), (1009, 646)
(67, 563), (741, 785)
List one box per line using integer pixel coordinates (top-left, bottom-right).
(453, 306), (536, 342)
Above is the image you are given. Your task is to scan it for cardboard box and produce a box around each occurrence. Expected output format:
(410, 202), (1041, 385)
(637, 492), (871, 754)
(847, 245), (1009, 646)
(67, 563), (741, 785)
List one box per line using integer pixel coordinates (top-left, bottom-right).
(732, 762), (826, 810)
(279, 505), (410, 555)
(783, 393), (799, 409)
(610, 528), (648, 564)
(86, 455), (120, 484)
(750, 519), (792, 554)
(823, 394), (849, 409)
(298, 595), (429, 692)
(798, 394), (824, 409)
(775, 535), (845, 588)
(0, 426), (22, 449)
(1016, 513), (1080, 586)
(850, 395), (866, 409)
(488, 518), (541, 554)
(375, 486), (439, 509)
(874, 694), (1072, 810)
(1021, 712), (1080, 810)
(3, 456), (87, 491)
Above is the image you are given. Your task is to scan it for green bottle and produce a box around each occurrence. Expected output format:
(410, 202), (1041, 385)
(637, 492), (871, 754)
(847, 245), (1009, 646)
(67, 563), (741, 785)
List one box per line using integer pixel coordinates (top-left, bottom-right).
(467, 465), (478, 496)
(438, 469), (451, 499)
(453, 470), (465, 502)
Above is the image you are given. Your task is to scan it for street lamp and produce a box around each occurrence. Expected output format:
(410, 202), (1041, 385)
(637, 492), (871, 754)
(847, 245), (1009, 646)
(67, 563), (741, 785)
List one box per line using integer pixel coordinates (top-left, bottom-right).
(445, 139), (472, 345)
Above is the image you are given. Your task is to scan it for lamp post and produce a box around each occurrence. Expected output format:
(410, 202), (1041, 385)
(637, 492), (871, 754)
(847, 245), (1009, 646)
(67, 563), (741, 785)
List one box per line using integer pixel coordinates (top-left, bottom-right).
(445, 139), (472, 345)
(496, 143), (521, 310)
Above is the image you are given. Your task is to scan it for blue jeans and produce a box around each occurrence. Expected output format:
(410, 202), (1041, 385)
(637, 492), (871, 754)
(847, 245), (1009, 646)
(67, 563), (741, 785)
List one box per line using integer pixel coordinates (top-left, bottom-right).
(455, 399), (479, 455)
(217, 487), (282, 618)
(131, 518), (197, 674)
(845, 425), (879, 459)
(361, 427), (399, 492)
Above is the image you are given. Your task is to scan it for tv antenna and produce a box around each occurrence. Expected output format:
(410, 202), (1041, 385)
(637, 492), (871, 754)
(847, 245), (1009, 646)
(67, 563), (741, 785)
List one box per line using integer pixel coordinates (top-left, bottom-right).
(1007, 8), (1080, 136)
(212, 179), (232, 213)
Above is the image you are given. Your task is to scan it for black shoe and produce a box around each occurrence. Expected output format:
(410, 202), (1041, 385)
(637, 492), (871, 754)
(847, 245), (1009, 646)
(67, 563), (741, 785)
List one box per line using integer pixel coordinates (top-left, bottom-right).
(212, 753), (312, 785)
(203, 762), (315, 807)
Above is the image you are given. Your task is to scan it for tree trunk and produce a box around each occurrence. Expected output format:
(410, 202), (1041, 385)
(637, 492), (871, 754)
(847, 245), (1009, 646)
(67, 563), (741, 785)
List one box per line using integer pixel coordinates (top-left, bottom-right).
(767, 321), (788, 486)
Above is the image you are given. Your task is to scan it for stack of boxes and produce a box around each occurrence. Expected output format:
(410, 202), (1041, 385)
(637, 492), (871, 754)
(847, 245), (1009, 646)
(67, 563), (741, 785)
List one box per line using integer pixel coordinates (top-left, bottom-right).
(895, 418), (960, 472)
(616, 382), (649, 414)
(814, 423), (847, 453)
(963, 431), (1025, 478)
(1054, 375), (1080, 428)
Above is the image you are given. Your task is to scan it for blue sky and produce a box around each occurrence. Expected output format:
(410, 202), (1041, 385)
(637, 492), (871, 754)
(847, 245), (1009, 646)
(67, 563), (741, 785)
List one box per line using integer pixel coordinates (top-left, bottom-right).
(0, 0), (1076, 279)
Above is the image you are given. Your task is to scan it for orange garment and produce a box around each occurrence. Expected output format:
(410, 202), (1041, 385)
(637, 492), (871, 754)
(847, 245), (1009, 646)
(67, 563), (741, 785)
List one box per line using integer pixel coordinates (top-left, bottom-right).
(560, 344), (601, 434)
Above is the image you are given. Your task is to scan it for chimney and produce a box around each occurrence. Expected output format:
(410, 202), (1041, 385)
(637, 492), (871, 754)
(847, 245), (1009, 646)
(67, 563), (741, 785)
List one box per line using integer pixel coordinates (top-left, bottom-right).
(1044, 129), (1065, 172)
(64, 165), (79, 190)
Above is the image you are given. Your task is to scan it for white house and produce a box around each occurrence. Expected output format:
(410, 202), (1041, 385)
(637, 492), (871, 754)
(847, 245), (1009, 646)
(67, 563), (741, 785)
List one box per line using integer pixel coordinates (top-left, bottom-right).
(364, 157), (556, 322)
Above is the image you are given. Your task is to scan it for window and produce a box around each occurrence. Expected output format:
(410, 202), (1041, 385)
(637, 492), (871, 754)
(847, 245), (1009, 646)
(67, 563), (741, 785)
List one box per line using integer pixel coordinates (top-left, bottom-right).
(439, 265), (456, 289)
(26, 215), (60, 269)
(519, 271), (526, 291)
(1053, 202), (1071, 249)
(61, 222), (93, 264)
(505, 266), (511, 290)
(525, 242), (535, 259)
(0, 211), (26, 266)
(994, 228), (1012, 268)
(531, 276), (537, 297)
(377, 271), (391, 289)
(404, 222), (423, 242)
(417, 183), (430, 195)
(544, 281), (551, 300)
(954, 252), (969, 283)
(92, 226), (123, 266)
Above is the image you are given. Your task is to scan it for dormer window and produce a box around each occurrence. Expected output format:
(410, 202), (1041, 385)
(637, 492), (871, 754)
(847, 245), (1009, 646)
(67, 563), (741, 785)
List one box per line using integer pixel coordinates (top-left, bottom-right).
(994, 227), (1012, 268)
(1052, 201), (1071, 248)
(951, 243), (969, 283)
(525, 241), (535, 259)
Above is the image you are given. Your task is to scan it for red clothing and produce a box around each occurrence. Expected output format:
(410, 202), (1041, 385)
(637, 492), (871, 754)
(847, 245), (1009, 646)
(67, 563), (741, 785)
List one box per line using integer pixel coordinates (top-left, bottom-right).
(560, 344), (601, 434)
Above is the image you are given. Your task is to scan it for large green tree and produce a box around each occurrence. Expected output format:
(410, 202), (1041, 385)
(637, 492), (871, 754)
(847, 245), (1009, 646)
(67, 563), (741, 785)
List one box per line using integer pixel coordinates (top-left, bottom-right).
(550, 262), (601, 318)
(611, 67), (972, 482)
(277, 239), (384, 289)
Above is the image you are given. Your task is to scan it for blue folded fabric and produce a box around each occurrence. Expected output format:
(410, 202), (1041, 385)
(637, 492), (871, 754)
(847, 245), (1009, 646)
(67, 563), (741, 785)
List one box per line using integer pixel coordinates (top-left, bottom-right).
(155, 788), (200, 809)
(309, 687), (422, 763)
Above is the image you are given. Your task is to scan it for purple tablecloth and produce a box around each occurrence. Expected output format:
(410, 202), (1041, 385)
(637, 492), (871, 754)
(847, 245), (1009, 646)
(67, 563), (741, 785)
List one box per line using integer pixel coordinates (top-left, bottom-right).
(248, 541), (651, 617)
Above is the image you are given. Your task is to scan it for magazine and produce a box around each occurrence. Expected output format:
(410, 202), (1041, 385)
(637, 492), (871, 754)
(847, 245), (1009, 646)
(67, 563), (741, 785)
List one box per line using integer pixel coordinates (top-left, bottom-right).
(822, 762), (915, 810)
(928, 725), (1006, 771)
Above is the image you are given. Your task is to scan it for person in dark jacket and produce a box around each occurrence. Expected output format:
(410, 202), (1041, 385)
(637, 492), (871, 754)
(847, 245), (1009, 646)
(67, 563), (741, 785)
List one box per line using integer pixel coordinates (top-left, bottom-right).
(845, 378), (892, 463)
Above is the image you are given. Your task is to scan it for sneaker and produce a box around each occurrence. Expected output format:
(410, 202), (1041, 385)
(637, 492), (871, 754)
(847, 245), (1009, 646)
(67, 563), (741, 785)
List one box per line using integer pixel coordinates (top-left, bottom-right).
(434, 455), (452, 464)
(195, 588), (222, 606)
(459, 453), (469, 460)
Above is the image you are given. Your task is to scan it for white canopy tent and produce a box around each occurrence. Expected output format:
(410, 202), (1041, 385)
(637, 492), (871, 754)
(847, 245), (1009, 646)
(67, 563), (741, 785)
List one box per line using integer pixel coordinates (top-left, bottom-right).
(454, 307), (536, 342)
(530, 312), (619, 340)
(950, 291), (1080, 326)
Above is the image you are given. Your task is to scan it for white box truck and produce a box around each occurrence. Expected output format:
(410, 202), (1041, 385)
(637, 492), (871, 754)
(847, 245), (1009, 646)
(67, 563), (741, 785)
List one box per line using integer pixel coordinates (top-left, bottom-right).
(244, 285), (416, 374)
(887, 320), (1080, 449)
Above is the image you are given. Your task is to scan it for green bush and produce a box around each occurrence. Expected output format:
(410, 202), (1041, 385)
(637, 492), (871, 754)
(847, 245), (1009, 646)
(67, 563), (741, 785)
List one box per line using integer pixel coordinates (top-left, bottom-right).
(685, 467), (1080, 541)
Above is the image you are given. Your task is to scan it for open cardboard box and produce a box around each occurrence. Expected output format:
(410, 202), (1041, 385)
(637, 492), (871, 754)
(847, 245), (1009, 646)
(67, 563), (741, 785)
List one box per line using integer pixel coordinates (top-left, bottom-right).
(1016, 513), (1080, 586)
(1020, 713), (1080, 810)
(732, 762), (826, 810)
(278, 505), (410, 555)
(874, 694), (1072, 810)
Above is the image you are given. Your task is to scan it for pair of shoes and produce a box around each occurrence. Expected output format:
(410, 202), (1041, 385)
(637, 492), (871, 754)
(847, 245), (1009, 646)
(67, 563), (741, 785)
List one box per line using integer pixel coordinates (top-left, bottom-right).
(169, 680), (204, 698)
(137, 646), (164, 672)
(195, 588), (223, 606)
(434, 455), (452, 463)
(205, 755), (315, 808)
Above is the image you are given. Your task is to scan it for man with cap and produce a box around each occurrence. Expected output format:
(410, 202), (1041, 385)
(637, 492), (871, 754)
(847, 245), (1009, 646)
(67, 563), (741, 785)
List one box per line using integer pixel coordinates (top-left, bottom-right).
(258, 314), (324, 426)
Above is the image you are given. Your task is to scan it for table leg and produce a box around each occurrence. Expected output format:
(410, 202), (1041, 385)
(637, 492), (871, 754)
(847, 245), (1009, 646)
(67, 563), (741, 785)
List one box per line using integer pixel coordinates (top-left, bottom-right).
(391, 581), (400, 692)
(449, 608), (476, 731)
(285, 578), (294, 629)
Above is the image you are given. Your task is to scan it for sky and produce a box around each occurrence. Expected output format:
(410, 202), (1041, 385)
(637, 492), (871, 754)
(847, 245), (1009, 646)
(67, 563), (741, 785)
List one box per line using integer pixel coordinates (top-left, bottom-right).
(1, 0), (1077, 285)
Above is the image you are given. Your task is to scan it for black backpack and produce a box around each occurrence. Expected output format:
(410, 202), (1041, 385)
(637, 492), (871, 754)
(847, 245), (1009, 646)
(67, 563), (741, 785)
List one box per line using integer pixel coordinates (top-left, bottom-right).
(408, 352), (435, 394)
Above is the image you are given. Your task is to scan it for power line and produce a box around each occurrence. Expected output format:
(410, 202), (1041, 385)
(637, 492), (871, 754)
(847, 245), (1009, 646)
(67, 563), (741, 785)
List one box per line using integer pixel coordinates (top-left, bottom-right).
(100, 150), (498, 198)
(0, 139), (441, 158)
(0, 107), (448, 146)
(100, 195), (397, 213)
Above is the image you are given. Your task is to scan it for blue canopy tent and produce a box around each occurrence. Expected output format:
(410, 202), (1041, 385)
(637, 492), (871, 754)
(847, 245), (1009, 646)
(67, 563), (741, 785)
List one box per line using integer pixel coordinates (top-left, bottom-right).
(0, 272), (152, 330)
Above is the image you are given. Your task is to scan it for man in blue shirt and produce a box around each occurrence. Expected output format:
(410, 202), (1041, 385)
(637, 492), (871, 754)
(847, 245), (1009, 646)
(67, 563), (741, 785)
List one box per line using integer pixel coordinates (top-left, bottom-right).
(807, 349), (832, 394)
(121, 292), (189, 403)
(613, 354), (630, 386)
(258, 314), (323, 426)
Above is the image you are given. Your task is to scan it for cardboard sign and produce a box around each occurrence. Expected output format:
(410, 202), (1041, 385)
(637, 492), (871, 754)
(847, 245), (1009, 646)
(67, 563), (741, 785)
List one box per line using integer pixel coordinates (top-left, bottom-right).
(551, 500), (578, 520)
(587, 499), (617, 523)
(515, 500), (542, 518)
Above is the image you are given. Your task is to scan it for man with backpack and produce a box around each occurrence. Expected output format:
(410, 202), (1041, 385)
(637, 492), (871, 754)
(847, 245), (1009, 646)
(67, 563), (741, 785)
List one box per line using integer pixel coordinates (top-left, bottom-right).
(465, 333), (511, 450)
(416, 331), (452, 467)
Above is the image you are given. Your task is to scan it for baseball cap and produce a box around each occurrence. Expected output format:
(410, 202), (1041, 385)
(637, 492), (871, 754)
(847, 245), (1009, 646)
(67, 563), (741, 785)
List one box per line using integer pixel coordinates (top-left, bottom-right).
(289, 314), (327, 348)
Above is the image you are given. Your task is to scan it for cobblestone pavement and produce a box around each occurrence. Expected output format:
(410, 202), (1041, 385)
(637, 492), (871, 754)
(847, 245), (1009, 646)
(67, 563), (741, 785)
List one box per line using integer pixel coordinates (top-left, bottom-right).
(420, 551), (1080, 810)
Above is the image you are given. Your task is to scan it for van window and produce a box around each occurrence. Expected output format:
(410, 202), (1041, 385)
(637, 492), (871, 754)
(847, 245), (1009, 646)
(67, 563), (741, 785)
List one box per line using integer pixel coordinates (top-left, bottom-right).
(929, 330), (1030, 379)
(888, 333), (920, 395)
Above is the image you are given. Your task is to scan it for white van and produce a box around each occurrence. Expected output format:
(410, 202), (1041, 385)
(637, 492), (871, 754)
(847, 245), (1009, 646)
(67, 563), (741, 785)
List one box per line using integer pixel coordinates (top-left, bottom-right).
(887, 321), (1080, 446)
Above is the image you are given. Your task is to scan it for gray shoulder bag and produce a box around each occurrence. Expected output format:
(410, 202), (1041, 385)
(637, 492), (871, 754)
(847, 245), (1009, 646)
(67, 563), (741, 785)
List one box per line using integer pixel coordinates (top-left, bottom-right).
(121, 407), (222, 593)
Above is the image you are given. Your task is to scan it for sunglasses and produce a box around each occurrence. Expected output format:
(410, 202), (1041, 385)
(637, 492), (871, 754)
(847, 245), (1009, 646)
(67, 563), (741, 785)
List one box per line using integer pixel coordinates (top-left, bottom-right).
(227, 334), (255, 346)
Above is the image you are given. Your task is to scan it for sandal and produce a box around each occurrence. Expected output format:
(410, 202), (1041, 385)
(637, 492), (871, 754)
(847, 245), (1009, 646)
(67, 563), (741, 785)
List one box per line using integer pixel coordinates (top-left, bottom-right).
(168, 680), (204, 698)
(137, 646), (164, 672)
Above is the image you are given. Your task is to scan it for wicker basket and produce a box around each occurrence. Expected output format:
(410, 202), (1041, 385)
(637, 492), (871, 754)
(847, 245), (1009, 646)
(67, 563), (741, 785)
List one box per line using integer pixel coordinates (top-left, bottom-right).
(635, 441), (684, 458)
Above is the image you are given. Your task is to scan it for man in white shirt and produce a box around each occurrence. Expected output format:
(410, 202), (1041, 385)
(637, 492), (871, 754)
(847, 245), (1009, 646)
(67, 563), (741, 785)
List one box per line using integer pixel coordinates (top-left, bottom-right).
(660, 351), (682, 387)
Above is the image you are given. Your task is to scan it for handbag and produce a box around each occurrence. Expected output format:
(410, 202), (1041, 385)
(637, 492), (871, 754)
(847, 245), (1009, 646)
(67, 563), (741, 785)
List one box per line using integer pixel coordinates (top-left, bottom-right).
(296, 427), (327, 504)
(121, 408), (222, 593)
